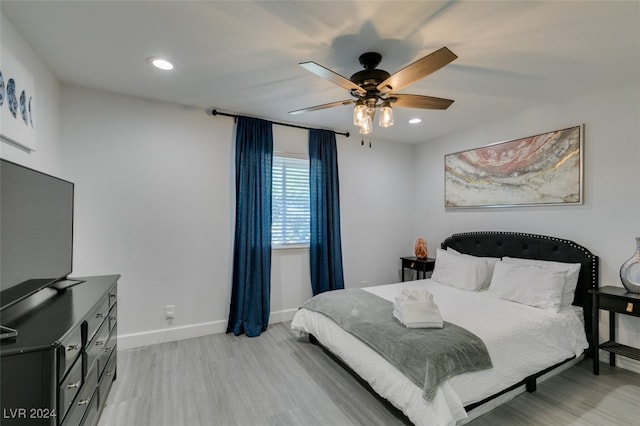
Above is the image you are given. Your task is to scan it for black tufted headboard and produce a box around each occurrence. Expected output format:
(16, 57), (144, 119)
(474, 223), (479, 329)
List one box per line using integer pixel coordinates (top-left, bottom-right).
(441, 231), (599, 349)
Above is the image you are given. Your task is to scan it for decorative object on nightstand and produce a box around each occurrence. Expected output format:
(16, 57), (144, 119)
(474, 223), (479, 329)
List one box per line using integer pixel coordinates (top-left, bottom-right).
(589, 286), (640, 375)
(414, 237), (428, 260)
(620, 236), (640, 293)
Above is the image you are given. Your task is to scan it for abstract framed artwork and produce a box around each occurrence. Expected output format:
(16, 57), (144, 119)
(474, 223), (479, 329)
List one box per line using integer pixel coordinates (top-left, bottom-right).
(0, 47), (36, 152)
(445, 125), (583, 208)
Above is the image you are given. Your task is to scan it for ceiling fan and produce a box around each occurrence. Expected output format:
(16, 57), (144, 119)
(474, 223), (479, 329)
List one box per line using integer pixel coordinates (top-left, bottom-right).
(289, 47), (457, 134)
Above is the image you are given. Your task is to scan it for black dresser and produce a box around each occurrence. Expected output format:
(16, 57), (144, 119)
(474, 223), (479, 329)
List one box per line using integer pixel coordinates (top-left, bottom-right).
(1, 275), (119, 426)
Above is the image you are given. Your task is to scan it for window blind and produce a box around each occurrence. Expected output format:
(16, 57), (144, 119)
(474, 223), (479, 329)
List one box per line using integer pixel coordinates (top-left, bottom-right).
(272, 155), (310, 247)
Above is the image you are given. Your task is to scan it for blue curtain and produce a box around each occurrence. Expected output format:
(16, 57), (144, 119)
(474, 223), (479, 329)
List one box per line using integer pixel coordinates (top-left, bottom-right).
(227, 116), (273, 337)
(309, 129), (345, 296)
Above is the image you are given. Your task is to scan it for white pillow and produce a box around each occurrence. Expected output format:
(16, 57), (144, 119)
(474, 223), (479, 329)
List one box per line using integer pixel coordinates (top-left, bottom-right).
(447, 247), (500, 282)
(502, 257), (581, 307)
(431, 248), (491, 291)
(488, 261), (566, 312)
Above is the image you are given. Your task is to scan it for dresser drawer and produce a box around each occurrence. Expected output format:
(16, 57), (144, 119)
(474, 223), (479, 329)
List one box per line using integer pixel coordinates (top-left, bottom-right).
(58, 357), (83, 422)
(79, 391), (99, 426)
(99, 350), (117, 406)
(86, 318), (109, 378)
(600, 296), (640, 317)
(57, 325), (83, 382)
(108, 303), (117, 332)
(99, 324), (117, 379)
(108, 286), (117, 310)
(84, 299), (109, 344)
(61, 362), (97, 426)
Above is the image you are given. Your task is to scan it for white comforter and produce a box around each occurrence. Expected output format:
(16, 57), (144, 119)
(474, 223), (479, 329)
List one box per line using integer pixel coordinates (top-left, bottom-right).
(290, 279), (588, 426)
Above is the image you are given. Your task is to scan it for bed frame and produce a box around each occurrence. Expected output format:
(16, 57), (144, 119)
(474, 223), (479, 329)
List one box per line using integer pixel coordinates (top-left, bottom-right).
(441, 231), (599, 411)
(311, 231), (599, 420)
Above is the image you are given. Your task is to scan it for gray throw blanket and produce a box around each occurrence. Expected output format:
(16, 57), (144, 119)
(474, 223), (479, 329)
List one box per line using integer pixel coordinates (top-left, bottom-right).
(302, 288), (493, 401)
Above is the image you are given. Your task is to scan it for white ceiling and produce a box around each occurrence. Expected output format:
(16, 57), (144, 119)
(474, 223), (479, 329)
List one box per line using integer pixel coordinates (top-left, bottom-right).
(2, 1), (639, 144)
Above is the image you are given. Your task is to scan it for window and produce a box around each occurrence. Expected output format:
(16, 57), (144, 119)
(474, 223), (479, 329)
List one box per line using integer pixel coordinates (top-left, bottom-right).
(272, 154), (310, 247)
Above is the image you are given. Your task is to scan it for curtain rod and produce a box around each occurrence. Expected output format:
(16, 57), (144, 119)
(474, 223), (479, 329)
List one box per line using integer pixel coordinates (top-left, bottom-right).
(209, 109), (350, 138)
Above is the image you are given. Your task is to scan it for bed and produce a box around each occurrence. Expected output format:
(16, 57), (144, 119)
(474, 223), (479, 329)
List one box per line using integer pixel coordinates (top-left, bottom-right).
(291, 231), (598, 425)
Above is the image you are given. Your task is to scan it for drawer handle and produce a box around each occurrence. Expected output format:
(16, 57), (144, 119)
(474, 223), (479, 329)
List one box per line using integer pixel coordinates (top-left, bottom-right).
(110, 293), (117, 298)
(95, 313), (105, 319)
(95, 340), (105, 346)
(627, 302), (634, 313)
(67, 344), (80, 351)
(105, 371), (114, 377)
(410, 262), (415, 268)
(67, 380), (81, 389)
(110, 316), (117, 321)
(77, 399), (90, 406)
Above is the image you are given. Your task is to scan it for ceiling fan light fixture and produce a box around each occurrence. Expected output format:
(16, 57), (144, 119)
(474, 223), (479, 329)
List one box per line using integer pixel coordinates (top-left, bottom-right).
(379, 101), (393, 128)
(353, 99), (366, 126)
(292, 47), (456, 134)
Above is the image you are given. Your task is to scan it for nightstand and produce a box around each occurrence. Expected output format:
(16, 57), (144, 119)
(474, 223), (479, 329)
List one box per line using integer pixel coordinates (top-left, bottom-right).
(400, 257), (435, 282)
(590, 286), (640, 375)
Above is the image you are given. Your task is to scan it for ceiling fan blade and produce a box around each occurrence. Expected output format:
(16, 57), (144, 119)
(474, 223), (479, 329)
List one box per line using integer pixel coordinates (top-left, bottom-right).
(390, 94), (454, 110)
(288, 99), (355, 115)
(300, 61), (366, 96)
(377, 47), (457, 94)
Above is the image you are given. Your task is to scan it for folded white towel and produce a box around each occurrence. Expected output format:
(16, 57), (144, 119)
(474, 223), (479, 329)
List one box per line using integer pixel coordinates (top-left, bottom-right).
(395, 288), (432, 303)
(393, 289), (443, 329)
(403, 303), (443, 325)
(394, 304), (443, 328)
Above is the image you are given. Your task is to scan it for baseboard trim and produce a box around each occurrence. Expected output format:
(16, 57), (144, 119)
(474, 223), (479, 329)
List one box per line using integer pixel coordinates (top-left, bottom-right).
(611, 355), (640, 375)
(598, 349), (640, 375)
(117, 308), (299, 350)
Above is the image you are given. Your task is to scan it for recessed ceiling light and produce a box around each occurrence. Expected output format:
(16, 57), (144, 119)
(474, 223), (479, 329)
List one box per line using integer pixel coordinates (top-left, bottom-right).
(409, 118), (422, 124)
(149, 57), (174, 71)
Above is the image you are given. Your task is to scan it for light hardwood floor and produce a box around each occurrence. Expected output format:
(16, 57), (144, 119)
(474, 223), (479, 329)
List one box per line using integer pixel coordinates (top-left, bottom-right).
(98, 323), (640, 426)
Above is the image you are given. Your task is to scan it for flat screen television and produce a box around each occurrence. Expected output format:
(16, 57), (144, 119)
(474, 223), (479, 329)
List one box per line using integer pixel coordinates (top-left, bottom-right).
(0, 159), (74, 311)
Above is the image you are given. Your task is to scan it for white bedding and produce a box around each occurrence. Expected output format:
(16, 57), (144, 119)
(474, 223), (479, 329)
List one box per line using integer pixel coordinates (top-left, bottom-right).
(290, 279), (588, 426)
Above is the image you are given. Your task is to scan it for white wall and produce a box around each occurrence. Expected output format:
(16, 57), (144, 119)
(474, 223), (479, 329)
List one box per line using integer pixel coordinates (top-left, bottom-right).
(413, 82), (640, 372)
(61, 85), (415, 347)
(0, 14), (61, 174)
(60, 86), (235, 347)
(339, 137), (416, 287)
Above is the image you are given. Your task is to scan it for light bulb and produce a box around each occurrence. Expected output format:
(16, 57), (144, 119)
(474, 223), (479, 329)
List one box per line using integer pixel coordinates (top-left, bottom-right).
(359, 114), (372, 135)
(353, 100), (366, 126)
(379, 101), (393, 128)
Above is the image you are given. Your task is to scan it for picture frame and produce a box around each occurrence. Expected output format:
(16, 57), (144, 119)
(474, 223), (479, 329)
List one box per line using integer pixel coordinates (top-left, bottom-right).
(445, 125), (583, 208)
(1, 47), (36, 152)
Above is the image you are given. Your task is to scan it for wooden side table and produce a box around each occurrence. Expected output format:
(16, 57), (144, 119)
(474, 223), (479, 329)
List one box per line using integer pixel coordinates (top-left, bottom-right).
(400, 257), (435, 282)
(590, 286), (640, 375)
